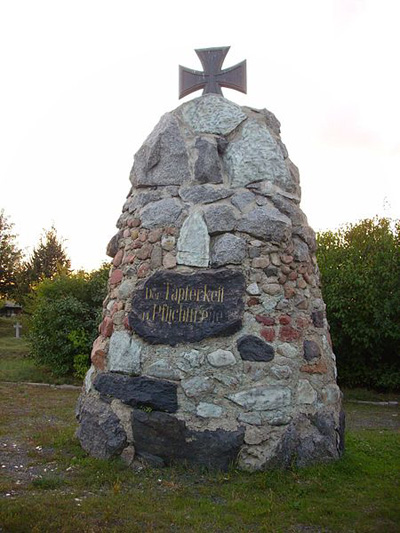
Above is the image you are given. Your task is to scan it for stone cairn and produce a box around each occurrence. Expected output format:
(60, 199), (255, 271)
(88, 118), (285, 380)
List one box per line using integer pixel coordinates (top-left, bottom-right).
(76, 94), (345, 471)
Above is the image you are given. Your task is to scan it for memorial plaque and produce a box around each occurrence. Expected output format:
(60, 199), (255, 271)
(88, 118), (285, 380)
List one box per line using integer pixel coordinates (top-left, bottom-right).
(129, 269), (245, 345)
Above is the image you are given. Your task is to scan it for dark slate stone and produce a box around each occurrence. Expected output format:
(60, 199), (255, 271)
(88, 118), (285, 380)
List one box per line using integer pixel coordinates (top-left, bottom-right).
(216, 136), (229, 154)
(237, 335), (275, 362)
(106, 231), (123, 258)
(129, 269), (245, 345)
(76, 395), (127, 459)
(131, 410), (245, 471)
(93, 373), (178, 413)
(303, 340), (321, 361)
(249, 247), (261, 258)
(263, 266), (279, 277)
(194, 137), (223, 184)
(311, 310), (325, 328)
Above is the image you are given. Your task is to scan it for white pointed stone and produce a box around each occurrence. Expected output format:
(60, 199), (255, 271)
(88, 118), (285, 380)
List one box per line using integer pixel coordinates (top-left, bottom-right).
(177, 210), (210, 267)
(297, 380), (317, 405)
(107, 331), (141, 375)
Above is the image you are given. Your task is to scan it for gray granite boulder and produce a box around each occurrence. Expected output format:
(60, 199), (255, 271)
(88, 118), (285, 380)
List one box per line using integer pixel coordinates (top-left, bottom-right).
(140, 198), (184, 228)
(237, 204), (291, 242)
(224, 120), (291, 190)
(179, 184), (233, 204)
(131, 113), (190, 187)
(211, 233), (247, 266)
(180, 94), (247, 135)
(204, 204), (238, 234)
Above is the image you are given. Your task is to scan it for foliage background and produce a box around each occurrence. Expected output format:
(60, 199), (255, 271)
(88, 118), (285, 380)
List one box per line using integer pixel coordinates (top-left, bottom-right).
(28, 266), (109, 376)
(317, 217), (400, 390)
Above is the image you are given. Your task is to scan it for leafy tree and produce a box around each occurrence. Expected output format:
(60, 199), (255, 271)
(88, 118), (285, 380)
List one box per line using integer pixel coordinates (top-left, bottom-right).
(0, 210), (22, 300)
(27, 225), (71, 281)
(17, 226), (71, 302)
(28, 264), (109, 376)
(317, 217), (400, 390)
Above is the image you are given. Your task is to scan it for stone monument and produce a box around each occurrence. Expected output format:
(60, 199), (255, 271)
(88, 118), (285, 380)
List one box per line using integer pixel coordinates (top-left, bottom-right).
(76, 48), (344, 471)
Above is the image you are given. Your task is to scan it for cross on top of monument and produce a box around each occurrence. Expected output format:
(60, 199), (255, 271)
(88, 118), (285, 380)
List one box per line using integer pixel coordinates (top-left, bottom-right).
(179, 46), (247, 99)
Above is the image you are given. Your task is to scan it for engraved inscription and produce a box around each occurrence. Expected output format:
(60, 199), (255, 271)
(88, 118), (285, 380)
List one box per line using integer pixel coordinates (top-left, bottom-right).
(129, 270), (245, 345)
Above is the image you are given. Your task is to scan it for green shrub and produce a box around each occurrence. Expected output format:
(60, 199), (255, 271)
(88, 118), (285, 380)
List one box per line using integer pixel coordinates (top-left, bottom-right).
(317, 217), (400, 390)
(73, 353), (91, 379)
(28, 265), (109, 376)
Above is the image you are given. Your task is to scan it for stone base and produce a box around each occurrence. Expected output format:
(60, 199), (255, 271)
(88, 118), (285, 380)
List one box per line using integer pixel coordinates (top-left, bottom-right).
(76, 388), (344, 471)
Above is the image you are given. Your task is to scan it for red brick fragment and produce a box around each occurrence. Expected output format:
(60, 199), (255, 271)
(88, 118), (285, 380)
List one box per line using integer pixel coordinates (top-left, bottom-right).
(91, 336), (107, 371)
(110, 269), (123, 285)
(279, 325), (301, 342)
(137, 263), (150, 278)
(256, 315), (275, 326)
(300, 360), (328, 374)
(100, 316), (113, 337)
(281, 254), (294, 265)
(279, 315), (291, 325)
(296, 316), (310, 329)
(247, 297), (260, 307)
(284, 286), (296, 299)
(260, 327), (276, 342)
(112, 249), (124, 268)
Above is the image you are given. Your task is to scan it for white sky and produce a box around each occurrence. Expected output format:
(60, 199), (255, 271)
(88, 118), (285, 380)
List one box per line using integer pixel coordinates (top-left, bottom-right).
(1, 0), (399, 271)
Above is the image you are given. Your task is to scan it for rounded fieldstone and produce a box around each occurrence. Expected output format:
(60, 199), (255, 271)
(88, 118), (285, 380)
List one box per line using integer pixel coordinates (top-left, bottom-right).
(207, 349), (236, 367)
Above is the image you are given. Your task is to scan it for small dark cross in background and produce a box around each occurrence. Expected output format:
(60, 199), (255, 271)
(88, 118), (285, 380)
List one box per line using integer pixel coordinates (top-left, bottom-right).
(179, 47), (246, 99)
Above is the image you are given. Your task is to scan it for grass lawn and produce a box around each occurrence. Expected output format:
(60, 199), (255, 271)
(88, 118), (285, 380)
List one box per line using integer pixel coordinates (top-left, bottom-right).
(0, 317), (80, 385)
(0, 383), (398, 532)
(0, 316), (399, 532)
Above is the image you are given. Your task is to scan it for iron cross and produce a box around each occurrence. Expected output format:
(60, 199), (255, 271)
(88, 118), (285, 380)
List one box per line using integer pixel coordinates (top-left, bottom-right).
(179, 47), (247, 99)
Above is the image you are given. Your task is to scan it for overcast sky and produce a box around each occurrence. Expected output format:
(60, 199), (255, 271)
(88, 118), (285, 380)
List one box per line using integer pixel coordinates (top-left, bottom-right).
(1, 0), (399, 271)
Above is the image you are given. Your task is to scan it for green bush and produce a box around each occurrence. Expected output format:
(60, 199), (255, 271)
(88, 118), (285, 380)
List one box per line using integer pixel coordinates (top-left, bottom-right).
(317, 217), (400, 390)
(28, 265), (109, 376)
